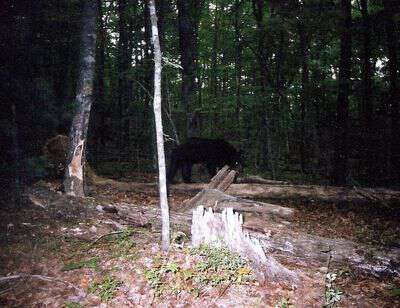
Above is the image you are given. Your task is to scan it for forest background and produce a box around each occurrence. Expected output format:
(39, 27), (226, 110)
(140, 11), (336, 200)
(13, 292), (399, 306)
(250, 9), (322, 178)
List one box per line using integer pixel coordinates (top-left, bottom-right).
(1, 0), (399, 191)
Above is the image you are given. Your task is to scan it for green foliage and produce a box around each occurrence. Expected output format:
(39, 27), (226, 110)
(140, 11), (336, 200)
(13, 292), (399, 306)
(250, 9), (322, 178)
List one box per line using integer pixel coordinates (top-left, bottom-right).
(88, 275), (122, 302)
(145, 245), (253, 297)
(324, 272), (343, 307)
(190, 244), (247, 272)
(390, 288), (400, 297)
(274, 297), (292, 308)
(64, 302), (82, 308)
(3, 0), (397, 187)
(113, 228), (137, 260)
(62, 257), (100, 271)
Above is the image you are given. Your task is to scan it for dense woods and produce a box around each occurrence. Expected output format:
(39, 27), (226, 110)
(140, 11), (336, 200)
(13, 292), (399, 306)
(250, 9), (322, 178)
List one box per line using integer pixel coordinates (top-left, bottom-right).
(1, 1), (400, 306)
(1, 0), (399, 189)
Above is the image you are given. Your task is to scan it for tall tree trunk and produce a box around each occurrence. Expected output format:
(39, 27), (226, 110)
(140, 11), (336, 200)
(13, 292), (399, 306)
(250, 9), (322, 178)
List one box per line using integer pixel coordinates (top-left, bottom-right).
(92, 0), (106, 166)
(252, 0), (274, 176)
(177, 0), (204, 138)
(383, 0), (400, 183)
(332, 0), (352, 186)
(233, 0), (243, 129)
(64, 0), (98, 197)
(149, 0), (170, 251)
(211, 1), (219, 107)
(144, 0), (157, 170)
(360, 0), (374, 183)
(117, 0), (130, 163)
(155, 0), (166, 50)
(298, 17), (310, 174)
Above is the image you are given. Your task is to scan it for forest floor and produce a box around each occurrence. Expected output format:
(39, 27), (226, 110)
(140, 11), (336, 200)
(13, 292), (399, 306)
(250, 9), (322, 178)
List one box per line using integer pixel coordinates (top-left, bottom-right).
(0, 174), (400, 307)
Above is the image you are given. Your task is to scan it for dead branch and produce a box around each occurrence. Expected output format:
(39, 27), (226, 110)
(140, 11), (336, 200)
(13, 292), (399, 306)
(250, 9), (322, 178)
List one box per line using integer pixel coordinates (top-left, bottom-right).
(183, 188), (294, 219)
(0, 274), (85, 297)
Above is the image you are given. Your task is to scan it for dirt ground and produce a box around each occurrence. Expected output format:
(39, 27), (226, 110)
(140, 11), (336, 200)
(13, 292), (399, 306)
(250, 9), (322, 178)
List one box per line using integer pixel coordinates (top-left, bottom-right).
(0, 175), (399, 307)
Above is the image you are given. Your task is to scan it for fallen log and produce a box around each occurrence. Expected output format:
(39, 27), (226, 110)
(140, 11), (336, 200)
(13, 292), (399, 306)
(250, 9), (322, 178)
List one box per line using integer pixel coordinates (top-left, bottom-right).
(181, 167), (293, 219)
(237, 175), (289, 185)
(27, 185), (400, 278)
(93, 181), (400, 205)
(182, 167), (399, 278)
(225, 183), (400, 204)
(183, 188), (294, 219)
(100, 200), (399, 278)
(167, 183), (400, 205)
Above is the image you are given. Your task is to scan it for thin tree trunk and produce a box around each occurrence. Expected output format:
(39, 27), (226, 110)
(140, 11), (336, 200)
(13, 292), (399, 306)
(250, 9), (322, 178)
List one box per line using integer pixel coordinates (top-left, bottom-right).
(63, 0), (98, 197)
(360, 0), (374, 183)
(92, 0), (106, 166)
(332, 0), (352, 186)
(383, 0), (400, 183)
(252, 0), (274, 176)
(117, 0), (129, 163)
(149, 0), (170, 251)
(233, 0), (243, 129)
(211, 1), (219, 107)
(298, 14), (309, 174)
(177, 0), (204, 138)
(143, 0), (157, 170)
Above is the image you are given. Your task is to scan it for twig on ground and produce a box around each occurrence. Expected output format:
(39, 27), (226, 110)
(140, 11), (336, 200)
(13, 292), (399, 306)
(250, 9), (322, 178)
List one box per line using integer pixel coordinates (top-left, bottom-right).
(87, 231), (124, 250)
(0, 274), (85, 297)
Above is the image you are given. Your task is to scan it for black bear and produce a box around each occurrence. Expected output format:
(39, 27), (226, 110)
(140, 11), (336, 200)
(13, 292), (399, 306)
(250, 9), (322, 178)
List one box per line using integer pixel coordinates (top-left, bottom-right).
(167, 138), (242, 184)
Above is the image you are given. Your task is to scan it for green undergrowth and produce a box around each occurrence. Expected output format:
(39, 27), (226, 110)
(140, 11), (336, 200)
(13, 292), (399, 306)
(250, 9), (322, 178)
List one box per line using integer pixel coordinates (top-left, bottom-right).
(62, 257), (100, 271)
(145, 244), (254, 297)
(64, 302), (83, 308)
(61, 228), (138, 272)
(88, 275), (122, 302)
(110, 228), (139, 260)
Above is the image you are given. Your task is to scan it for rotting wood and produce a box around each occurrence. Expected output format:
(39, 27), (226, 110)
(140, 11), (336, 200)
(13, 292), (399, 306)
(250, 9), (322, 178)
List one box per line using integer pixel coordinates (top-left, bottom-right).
(191, 206), (298, 283)
(92, 180), (400, 204)
(208, 165), (231, 189)
(183, 188), (293, 219)
(26, 186), (400, 277)
(237, 175), (289, 185)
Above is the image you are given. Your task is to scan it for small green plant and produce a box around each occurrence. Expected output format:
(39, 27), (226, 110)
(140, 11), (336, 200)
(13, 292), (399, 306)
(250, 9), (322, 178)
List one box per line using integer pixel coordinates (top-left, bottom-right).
(190, 245), (248, 273)
(111, 228), (137, 260)
(88, 275), (122, 302)
(274, 297), (291, 308)
(62, 257), (100, 271)
(144, 244), (253, 297)
(64, 302), (82, 308)
(390, 287), (400, 297)
(324, 272), (343, 307)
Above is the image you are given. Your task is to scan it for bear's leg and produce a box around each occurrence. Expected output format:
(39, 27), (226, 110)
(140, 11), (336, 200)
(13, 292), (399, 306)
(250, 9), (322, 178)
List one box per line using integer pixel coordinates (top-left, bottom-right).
(206, 162), (217, 179)
(167, 159), (180, 184)
(182, 162), (193, 183)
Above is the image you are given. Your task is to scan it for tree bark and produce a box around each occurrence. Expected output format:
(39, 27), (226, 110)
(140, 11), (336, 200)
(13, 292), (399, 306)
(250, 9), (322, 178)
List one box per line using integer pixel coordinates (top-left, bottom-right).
(360, 0), (375, 183)
(332, 0), (352, 186)
(117, 0), (130, 162)
(383, 0), (400, 183)
(149, 0), (170, 252)
(92, 0), (106, 166)
(233, 0), (243, 130)
(143, 0), (157, 169)
(252, 0), (274, 176)
(298, 13), (310, 174)
(177, 0), (204, 138)
(63, 0), (98, 197)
